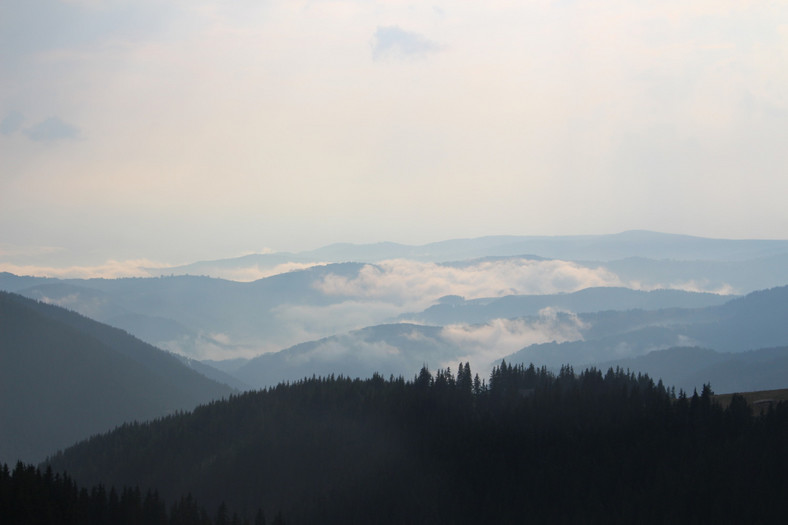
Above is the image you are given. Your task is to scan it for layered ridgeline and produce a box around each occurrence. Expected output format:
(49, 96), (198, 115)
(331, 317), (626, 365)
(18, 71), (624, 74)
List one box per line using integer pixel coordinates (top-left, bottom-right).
(598, 346), (788, 394)
(153, 230), (788, 280)
(7, 230), (788, 363)
(503, 285), (788, 392)
(0, 270), (735, 375)
(6, 271), (788, 394)
(0, 292), (235, 464)
(398, 286), (735, 325)
(3, 231), (788, 397)
(0, 270), (734, 361)
(45, 364), (788, 524)
(0, 264), (368, 359)
(232, 286), (788, 391)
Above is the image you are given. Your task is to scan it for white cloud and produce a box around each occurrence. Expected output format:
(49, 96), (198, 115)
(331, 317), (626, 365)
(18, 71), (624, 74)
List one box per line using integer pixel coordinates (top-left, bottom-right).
(260, 311), (587, 381)
(36, 292), (83, 308)
(25, 117), (81, 141)
(0, 242), (63, 258)
(1, 111), (24, 134)
(271, 300), (404, 346)
(0, 259), (159, 279)
(30, 291), (114, 321)
(164, 261), (332, 282)
(626, 279), (738, 296)
(315, 258), (624, 310)
(293, 337), (403, 365)
(439, 310), (587, 372)
(371, 25), (441, 60)
(158, 331), (267, 361)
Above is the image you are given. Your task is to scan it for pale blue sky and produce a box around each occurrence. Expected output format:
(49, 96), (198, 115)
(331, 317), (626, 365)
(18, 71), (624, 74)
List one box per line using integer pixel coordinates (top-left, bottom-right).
(2, 0), (787, 273)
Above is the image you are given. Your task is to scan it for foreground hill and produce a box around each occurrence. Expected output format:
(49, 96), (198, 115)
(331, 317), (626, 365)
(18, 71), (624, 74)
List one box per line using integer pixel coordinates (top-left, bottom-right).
(45, 364), (788, 524)
(0, 462), (270, 525)
(0, 292), (234, 464)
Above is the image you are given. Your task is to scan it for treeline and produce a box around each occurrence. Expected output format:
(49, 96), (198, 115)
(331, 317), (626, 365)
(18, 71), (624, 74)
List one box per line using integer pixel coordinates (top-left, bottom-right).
(40, 363), (788, 524)
(0, 462), (284, 525)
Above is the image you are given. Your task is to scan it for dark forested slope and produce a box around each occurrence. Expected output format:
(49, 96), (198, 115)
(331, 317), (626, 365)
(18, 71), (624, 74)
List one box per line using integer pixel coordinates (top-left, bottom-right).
(0, 462), (280, 525)
(0, 292), (234, 464)
(46, 363), (788, 524)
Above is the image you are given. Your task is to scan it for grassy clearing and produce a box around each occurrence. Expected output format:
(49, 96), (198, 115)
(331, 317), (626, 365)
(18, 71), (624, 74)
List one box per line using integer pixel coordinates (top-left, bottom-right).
(714, 388), (788, 414)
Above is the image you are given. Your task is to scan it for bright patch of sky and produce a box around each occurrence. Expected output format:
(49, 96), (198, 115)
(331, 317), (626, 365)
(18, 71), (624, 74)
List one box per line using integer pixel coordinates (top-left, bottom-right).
(2, 0), (787, 269)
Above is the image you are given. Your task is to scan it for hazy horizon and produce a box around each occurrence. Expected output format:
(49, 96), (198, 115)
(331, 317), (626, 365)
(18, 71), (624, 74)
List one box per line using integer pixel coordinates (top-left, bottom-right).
(3, 228), (788, 280)
(3, 1), (788, 274)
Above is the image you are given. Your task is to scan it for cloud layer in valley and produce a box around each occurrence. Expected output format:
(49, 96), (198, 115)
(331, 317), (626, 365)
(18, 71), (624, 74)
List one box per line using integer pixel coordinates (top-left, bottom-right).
(0, 259), (159, 279)
(245, 310), (590, 385)
(267, 258), (619, 358)
(439, 310), (588, 373)
(315, 258), (624, 310)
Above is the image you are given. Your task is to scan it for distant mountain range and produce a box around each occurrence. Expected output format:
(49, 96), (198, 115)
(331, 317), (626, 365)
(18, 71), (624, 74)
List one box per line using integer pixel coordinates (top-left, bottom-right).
(3, 230), (787, 524)
(233, 323), (457, 388)
(0, 292), (235, 464)
(2, 231), (788, 399)
(598, 346), (788, 394)
(3, 274), (788, 394)
(153, 230), (788, 275)
(0, 264), (369, 358)
(0, 262), (759, 362)
(505, 286), (788, 368)
(399, 286), (732, 325)
(225, 286), (788, 393)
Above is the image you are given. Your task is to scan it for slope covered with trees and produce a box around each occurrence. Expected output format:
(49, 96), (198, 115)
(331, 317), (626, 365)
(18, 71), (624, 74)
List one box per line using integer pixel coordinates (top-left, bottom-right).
(0, 292), (234, 464)
(0, 462), (284, 525)
(46, 363), (788, 524)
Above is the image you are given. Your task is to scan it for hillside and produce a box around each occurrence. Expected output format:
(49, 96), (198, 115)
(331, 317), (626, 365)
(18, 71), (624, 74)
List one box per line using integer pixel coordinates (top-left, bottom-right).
(6, 231), (788, 364)
(0, 292), (234, 464)
(597, 346), (788, 394)
(2, 265), (368, 358)
(227, 286), (788, 391)
(45, 363), (788, 524)
(234, 323), (455, 388)
(504, 285), (788, 373)
(399, 286), (732, 325)
(714, 388), (788, 416)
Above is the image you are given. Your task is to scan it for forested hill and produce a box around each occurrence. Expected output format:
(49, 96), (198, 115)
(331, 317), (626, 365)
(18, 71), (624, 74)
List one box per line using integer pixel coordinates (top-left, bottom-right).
(0, 463), (281, 525)
(0, 292), (235, 464)
(46, 363), (788, 524)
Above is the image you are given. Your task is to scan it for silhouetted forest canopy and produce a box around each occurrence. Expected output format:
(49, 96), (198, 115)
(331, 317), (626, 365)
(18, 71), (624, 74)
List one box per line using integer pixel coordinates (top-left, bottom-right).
(0, 462), (282, 525)
(9, 363), (788, 524)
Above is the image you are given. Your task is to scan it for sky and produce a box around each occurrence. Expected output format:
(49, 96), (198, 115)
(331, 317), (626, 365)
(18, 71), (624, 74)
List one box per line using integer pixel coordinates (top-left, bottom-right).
(2, 0), (788, 273)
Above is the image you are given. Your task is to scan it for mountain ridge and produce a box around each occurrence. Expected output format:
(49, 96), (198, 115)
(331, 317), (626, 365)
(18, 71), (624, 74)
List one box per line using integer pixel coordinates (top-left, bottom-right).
(0, 292), (235, 464)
